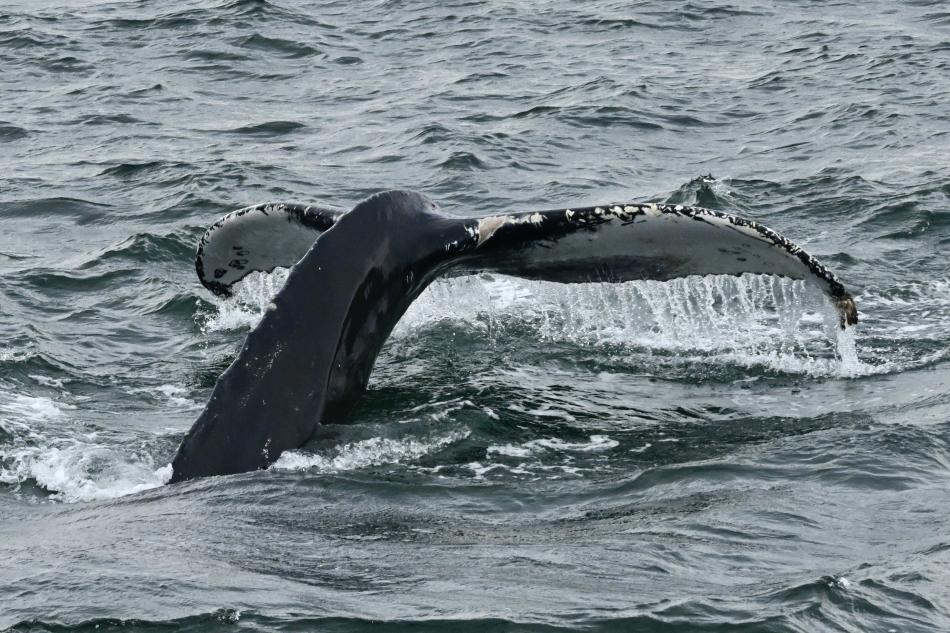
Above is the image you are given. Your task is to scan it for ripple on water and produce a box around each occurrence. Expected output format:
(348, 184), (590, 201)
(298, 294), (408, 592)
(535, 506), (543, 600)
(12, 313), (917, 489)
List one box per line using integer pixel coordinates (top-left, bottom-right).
(1, 1), (949, 630)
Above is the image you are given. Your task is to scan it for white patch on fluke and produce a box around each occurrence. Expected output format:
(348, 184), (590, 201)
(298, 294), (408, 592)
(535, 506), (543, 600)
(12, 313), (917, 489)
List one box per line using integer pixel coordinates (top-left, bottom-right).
(477, 211), (554, 246)
(477, 215), (510, 245)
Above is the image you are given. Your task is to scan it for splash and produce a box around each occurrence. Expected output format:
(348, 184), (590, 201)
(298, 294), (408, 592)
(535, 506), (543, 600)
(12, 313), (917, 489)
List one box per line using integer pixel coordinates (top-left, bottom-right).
(532, 275), (824, 352)
(200, 269), (290, 333)
(472, 434), (623, 481)
(0, 439), (172, 503)
(835, 326), (863, 378)
(201, 268), (871, 377)
(523, 435), (620, 452)
(0, 444), (171, 503)
(858, 278), (950, 342)
(126, 384), (201, 409)
(404, 274), (871, 378)
(489, 434), (621, 457)
(0, 392), (172, 503)
(272, 429), (470, 473)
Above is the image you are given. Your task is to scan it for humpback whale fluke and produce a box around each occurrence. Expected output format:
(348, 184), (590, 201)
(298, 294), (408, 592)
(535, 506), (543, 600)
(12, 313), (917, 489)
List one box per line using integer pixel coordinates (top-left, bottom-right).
(171, 190), (857, 482)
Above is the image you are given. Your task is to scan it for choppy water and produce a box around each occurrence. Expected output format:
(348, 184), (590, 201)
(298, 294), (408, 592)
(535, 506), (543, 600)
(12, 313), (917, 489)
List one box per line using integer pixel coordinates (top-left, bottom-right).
(1, 0), (949, 631)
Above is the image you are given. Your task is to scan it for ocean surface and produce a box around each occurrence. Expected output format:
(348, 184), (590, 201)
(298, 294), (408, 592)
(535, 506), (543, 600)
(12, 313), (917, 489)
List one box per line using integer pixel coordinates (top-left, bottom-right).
(1, 1), (949, 631)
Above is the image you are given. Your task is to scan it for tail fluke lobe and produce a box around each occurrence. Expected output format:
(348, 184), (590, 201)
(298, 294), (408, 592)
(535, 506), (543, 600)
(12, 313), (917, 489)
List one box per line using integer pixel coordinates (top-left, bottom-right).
(195, 201), (343, 296)
(459, 202), (857, 326)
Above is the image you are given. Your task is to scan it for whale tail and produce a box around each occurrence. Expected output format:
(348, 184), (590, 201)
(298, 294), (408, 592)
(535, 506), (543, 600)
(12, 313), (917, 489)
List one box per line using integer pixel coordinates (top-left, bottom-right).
(171, 190), (856, 482)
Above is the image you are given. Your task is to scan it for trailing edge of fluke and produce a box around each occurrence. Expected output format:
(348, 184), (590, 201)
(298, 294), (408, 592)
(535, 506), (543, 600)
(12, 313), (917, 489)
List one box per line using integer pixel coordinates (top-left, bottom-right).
(169, 190), (857, 483)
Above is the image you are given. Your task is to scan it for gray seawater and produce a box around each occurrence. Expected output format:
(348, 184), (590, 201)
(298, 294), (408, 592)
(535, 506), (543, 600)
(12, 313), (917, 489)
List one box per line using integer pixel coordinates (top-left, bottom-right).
(1, 0), (949, 631)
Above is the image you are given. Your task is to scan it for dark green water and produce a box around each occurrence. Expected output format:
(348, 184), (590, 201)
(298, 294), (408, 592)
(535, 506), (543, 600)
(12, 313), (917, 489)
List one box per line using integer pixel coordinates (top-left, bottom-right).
(1, 1), (949, 631)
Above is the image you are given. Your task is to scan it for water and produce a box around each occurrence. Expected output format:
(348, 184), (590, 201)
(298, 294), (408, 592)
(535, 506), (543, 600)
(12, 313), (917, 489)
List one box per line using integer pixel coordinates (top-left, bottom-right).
(1, 0), (949, 631)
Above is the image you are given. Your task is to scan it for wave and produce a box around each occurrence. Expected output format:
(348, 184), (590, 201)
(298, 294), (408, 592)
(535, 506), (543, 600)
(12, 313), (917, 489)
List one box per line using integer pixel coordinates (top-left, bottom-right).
(92, 0), (325, 31)
(97, 160), (189, 179)
(0, 391), (172, 503)
(232, 33), (321, 58)
(220, 120), (306, 136)
(663, 174), (744, 210)
(0, 121), (28, 141)
(4, 609), (240, 633)
(8, 594), (940, 633)
(6, 231), (194, 297)
(436, 150), (488, 170)
(0, 197), (111, 223)
(0, 28), (75, 50)
(85, 232), (195, 265)
(457, 102), (713, 132)
(73, 113), (144, 126)
(0, 442), (171, 503)
(17, 268), (136, 293)
(273, 429), (470, 474)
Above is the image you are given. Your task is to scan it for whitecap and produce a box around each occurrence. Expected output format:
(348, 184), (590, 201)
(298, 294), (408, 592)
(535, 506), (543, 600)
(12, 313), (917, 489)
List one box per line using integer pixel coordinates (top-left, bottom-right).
(0, 390), (172, 503)
(1, 442), (171, 503)
(272, 429), (470, 474)
(524, 434), (619, 453)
